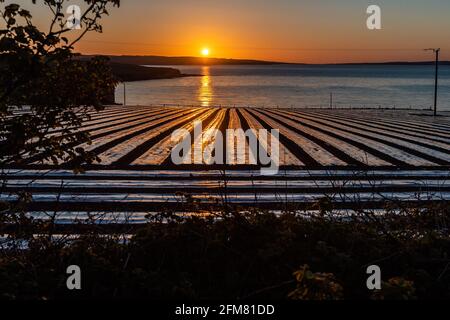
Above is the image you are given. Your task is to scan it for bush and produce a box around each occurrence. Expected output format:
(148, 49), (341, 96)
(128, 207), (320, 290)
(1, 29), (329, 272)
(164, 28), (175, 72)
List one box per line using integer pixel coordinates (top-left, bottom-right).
(0, 203), (449, 300)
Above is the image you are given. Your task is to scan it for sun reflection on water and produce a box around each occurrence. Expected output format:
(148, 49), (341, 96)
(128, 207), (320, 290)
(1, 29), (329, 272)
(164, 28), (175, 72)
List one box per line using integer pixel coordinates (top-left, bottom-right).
(198, 66), (213, 107)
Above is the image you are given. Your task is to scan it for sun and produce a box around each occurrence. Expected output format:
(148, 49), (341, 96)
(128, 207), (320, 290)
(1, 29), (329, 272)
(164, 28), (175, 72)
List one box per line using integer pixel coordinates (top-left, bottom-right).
(201, 48), (210, 56)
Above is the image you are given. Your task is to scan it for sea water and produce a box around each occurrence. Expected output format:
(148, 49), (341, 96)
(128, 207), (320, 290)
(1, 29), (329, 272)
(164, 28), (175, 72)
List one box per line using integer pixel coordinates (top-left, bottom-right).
(115, 64), (450, 111)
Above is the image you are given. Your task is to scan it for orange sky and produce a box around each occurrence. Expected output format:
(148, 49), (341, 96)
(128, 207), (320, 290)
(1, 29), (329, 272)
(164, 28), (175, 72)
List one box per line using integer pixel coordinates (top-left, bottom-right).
(10, 0), (450, 63)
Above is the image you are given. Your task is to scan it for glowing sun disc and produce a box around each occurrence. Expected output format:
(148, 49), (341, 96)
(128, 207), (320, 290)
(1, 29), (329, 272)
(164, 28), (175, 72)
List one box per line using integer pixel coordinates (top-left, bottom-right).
(201, 48), (210, 56)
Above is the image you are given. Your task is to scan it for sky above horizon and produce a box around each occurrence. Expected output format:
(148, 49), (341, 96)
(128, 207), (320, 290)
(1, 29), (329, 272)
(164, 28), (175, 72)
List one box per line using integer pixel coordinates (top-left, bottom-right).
(6, 0), (450, 63)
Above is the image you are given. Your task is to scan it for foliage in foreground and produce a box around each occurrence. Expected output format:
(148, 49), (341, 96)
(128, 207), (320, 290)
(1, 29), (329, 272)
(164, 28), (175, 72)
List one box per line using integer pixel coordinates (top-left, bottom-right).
(0, 202), (449, 300)
(0, 1), (119, 167)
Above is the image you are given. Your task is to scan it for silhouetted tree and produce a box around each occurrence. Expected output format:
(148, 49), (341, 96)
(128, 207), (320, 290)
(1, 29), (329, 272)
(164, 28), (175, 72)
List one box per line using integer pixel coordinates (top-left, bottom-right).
(0, 0), (120, 167)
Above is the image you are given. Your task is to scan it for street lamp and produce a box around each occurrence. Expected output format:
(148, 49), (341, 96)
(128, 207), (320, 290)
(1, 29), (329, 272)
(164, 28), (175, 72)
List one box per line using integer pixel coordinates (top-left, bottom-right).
(424, 48), (440, 116)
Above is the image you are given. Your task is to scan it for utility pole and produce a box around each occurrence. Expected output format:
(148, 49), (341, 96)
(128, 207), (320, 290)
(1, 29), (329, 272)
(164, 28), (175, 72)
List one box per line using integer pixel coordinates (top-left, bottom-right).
(424, 48), (440, 116)
(123, 82), (126, 106)
(330, 92), (333, 109)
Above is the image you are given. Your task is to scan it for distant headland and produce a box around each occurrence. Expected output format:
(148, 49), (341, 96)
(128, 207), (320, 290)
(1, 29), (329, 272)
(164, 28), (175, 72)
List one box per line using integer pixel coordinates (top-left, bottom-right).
(108, 62), (198, 82)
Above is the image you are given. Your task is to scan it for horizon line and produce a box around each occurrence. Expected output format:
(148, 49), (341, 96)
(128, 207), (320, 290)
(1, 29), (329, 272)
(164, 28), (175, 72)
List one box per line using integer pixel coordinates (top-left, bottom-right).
(78, 53), (449, 65)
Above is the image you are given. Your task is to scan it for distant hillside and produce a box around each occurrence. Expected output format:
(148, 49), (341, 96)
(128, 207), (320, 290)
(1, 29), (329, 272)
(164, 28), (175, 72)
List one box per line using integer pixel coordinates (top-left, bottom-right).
(82, 55), (450, 66)
(109, 62), (196, 81)
(83, 55), (287, 66)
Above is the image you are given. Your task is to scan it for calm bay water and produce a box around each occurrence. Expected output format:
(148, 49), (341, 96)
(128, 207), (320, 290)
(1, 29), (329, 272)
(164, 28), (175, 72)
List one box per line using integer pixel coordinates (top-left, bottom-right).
(115, 64), (450, 111)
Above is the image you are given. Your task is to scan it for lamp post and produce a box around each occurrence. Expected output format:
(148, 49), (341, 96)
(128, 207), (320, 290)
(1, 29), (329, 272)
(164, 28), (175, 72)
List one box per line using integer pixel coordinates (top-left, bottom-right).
(424, 48), (440, 116)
